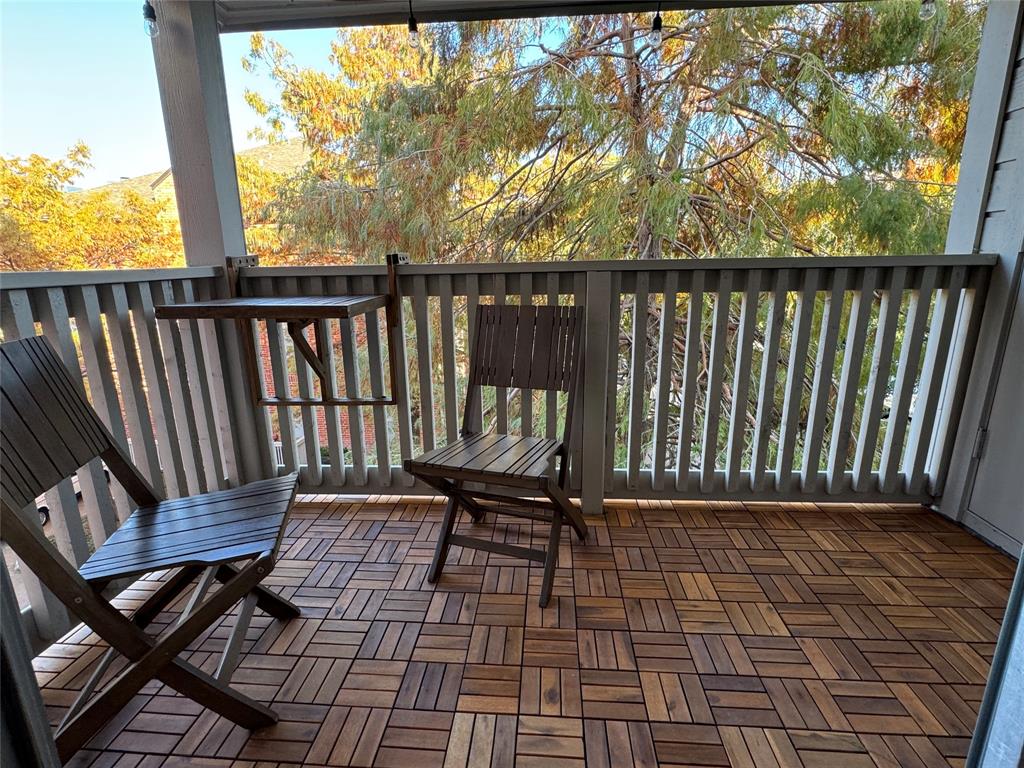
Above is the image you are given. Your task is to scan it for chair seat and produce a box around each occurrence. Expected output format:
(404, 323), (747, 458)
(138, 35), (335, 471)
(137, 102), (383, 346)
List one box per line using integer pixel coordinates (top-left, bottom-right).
(407, 432), (561, 484)
(79, 474), (297, 584)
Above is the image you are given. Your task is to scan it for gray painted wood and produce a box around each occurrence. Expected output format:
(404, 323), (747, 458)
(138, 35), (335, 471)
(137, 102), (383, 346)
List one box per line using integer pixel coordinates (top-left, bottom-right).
(675, 271), (704, 491)
(626, 272), (650, 489)
(581, 271), (612, 515)
(800, 268), (847, 491)
(651, 271), (678, 491)
(827, 268), (877, 494)
(701, 270), (734, 493)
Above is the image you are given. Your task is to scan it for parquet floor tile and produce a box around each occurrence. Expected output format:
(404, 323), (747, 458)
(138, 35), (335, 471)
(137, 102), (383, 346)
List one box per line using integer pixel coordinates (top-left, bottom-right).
(38, 496), (1014, 767)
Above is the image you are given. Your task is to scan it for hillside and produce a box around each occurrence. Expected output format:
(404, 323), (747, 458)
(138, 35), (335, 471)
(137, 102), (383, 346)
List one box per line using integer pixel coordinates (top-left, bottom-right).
(84, 138), (308, 201)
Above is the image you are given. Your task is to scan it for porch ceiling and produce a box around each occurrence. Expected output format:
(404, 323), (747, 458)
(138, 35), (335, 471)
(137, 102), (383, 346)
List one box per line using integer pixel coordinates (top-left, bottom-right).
(213, 0), (831, 33)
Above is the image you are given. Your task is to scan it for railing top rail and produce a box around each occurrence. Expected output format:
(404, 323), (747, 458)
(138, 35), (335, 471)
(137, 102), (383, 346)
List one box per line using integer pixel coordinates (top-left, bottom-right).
(0, 266), (224, 291)
(241, 253), (998, 278)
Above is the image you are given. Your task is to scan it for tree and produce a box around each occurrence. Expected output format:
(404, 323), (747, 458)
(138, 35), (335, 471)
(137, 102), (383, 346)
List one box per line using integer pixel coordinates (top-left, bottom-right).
(0, 144), (183, 271)
(241, 1), (983, 265)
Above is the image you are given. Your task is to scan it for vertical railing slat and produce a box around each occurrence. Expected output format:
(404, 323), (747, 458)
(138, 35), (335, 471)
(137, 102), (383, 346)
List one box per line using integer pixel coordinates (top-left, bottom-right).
(355, 274), (392, 486)
(68, 285), (131, 531)
(725, 270), (759, 492)
(465, 274), (482, 435)
(283, 276), (323, 487)
(492, 274), (508, 434)
(193, 279), (241, 486)
(411, 275), (436, 454)
(853, 267), (907, 491)
(152, 281), (206, 494)
(700, 270), (734, 493)
(261, 279), (299, 476)
(775, 268), (819, 491)
(675, 271), (705, 491)
(519, 278), (534, 438)
(626, 272), (650, 489)
(750, 270), (788, 492)
(389, 277), (415, 486)
(930, 269), (988, 496)
(176, 280), (227, 491)
(439, 275), (459, 443)
(127, 281), (186, 496)
(826, 268), (878, 494)
(879, 266), (938, 493)
(569, 271), (587, 491)
(336, 275), (368, 485)
(800, 268), (848, 491)
(100, 283), (164, 493)
(603, 273), (622, 493)
(545, 272), (560, 440)
(903, 266), (967, 494)
(302, 276), (345, 486)
(651, 271), (678, 491)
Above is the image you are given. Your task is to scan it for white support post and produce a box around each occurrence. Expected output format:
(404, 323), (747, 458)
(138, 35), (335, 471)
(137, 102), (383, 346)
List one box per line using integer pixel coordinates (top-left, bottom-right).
(150, 0), (265, 484)
(581, 272), (612, 516)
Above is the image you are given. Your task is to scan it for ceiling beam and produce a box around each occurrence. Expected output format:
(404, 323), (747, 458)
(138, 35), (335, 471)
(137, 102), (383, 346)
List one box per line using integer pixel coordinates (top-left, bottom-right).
(214, 0), (845, 34)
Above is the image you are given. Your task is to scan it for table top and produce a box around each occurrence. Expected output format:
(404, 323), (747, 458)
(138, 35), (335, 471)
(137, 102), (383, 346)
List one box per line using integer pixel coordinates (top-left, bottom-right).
(154, 295), (389, 321)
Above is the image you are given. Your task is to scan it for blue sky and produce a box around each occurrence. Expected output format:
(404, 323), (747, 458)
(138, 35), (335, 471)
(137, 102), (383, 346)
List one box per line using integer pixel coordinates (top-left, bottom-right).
(1, 0), (336, 188)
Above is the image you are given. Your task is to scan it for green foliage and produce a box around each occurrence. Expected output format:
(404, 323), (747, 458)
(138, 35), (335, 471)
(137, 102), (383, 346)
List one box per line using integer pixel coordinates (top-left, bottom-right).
(236, 1), (983, 264)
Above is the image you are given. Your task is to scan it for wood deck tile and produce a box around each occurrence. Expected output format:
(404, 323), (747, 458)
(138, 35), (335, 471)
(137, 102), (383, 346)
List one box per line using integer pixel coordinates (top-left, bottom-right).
(32, 497), (1012, 767)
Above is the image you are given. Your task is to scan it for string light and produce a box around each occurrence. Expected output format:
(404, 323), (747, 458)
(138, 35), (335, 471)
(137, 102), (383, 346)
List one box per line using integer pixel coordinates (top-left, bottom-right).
(919, 0), (937, 21)
(650, 3), (663, 50)
(408, 0), (420, 49)
(142, 0), (158, 38)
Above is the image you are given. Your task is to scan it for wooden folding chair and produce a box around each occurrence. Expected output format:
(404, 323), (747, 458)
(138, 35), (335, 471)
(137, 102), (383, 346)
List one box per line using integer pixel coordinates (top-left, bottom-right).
(0, 335), (301, 763)
(405, 304), (588, 607)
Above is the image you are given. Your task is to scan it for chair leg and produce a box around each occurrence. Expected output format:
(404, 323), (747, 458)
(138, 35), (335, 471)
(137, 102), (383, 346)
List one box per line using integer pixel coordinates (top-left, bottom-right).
(539, 512), (563, 608)
(216, 563), (301, 620)
(545, 481), (588, 542)
(54, 556), (277, 761)
(427, 494), (460, 584)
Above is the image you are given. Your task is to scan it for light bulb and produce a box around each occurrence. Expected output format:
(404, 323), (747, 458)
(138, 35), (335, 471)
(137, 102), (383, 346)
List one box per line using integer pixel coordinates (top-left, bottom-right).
(651, 12), (663, 50)
(409, 27), (420, 50)
(143, 0), (158, 38)
(919, 0), (937, 21)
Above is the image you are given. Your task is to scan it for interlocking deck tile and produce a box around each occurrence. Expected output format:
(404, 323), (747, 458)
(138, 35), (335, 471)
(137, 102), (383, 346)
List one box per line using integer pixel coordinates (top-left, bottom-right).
(33, 496), (1013, 767)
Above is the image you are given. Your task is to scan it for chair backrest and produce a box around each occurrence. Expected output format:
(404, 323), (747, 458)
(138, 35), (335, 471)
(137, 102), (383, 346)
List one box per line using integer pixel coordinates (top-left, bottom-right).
(0, 335), (156, 516)
(463, 304), (584, 442)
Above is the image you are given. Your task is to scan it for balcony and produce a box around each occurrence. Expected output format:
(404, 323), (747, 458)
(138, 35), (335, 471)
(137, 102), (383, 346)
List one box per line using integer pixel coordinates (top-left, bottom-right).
(30, 494), (1016, 767)
(2, 0), (1023, 766)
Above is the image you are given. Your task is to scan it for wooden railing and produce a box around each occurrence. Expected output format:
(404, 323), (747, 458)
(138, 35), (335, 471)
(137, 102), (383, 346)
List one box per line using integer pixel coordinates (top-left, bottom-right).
(242, 254), (994, 508)
(0, 254), (997, 643)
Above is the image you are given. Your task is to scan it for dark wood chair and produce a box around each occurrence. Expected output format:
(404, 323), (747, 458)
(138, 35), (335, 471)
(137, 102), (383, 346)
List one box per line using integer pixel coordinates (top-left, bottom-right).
(404, 304), (588, 607)
(0, 335), (300, 763)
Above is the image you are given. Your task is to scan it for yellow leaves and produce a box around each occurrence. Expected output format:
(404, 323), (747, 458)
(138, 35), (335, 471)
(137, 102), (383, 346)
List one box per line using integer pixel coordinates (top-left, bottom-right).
(0, 147), (184, 271)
